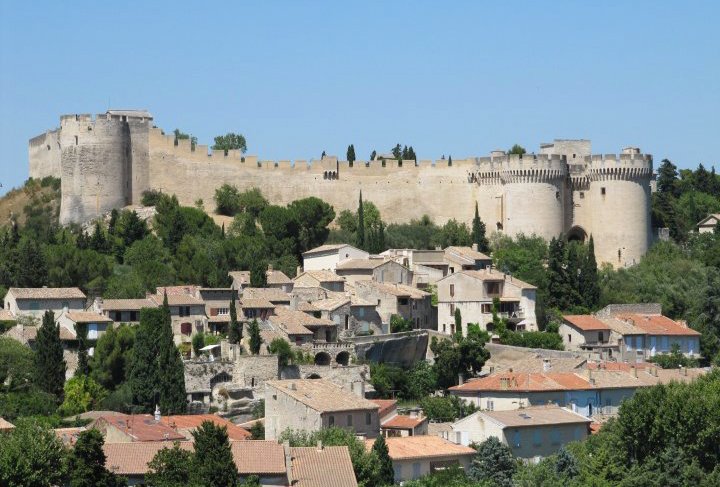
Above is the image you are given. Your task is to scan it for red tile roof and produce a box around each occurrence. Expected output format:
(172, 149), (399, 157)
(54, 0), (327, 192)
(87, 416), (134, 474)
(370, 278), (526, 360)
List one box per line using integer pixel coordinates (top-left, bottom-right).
(615, 314), (701, 336)
(366, 435), (475, 461)
(370, 399), (397, 419)
(160, 414), (251, 440)
(291, 446), (358, 487)
(563, 315), (611, 331)
(94, 414), (186, 442)
(381, 414), (427, 430)
(449, 372), (591, 393)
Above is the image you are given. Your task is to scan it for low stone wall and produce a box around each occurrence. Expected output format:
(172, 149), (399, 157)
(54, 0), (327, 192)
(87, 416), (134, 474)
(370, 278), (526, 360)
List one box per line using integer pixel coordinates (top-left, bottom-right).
(349, 331), (429, 367)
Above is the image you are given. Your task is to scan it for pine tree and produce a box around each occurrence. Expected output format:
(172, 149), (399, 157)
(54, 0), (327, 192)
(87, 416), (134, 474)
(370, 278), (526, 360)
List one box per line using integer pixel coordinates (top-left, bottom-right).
(407, 146), (417, 161)
(75, 323), (90, 377)
(580, 236), (600, 309)
(128, 307), (162, 411)
(15, 236), (48, 287)
(346, 144), (356, 164)
(471, 202), (489, 252)
(90, 222), (109, 253)
(392, 143), (402, 159)
(68, 429), (123, 487)
(192, 422), (239, 487)
(372, 435), (395, 485)
(250, 260), (267, 287)
(657, 159), (679, 195)
(248, 319), (262, 355)
(356, 191), (365, 250)
(157, 296), (186, 414)
(370, 150), (376, 161)
(546, 238), (572, 311)
(454, 308), (462, 336)
(448, 155), (453, 166)
(34, 310), (66, 398)
(228, 293), (242, 344)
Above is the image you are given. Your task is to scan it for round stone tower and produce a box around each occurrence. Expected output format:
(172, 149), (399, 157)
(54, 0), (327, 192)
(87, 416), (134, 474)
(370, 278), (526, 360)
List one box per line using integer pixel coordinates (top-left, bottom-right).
(59, 113), (131, 225)
(586, 148), (653, 267)
(500, 154), (567, 240)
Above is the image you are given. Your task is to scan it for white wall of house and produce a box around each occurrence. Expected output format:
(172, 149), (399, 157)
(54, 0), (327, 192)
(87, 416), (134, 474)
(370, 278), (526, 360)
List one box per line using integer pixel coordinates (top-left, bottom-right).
(303, 246), (369, 271)
(5, 295), (85, 319)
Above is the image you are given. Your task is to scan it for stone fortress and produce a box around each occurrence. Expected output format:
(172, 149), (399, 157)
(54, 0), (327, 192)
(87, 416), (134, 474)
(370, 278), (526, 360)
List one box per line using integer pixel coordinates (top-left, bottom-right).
(29, 110), (653, 268)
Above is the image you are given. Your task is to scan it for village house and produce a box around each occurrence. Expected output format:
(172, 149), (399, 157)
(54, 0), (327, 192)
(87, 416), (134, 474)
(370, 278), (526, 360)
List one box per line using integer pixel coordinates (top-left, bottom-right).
(55, 310), (113, 343)
(335, 257), (413, 286)
(371, 399), (428, 437)
(293, 270), (346, 292)
(266, 266), (294, 293)
(228, 270), (251, 290)
(243, 287), (292, 307)
(561, 304), (702, 362)
(4, 322), (79, 379)
(291, 287), (383, 337)
(240, 298), (275, 321)
(449, 406), (591, 459)
(302, 243), (369, 271)
(268, 307), (338, 344)
(436, 269), (538, 336)
(92, 413), (186, 443)
(4, 287), (86, 318)
(696, 213), (720, 233)
(93, 297), (157, 324)
(264, 379), (380, 440)
(199, 287), (239, 335)
(444, 245), (493, 273)
(365, 435), (475, 482)
(354, 280), (433, 330)
(148, 292), (206, 344)
(159, 414), (251, 440)
(381, 248), (448, 288)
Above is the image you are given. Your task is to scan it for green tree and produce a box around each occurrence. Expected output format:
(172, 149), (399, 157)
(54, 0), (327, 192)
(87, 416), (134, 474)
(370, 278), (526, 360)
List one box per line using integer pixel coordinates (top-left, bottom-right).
(419, 395), (475, 422)
(268, 338), (293, 367)
(34, 310), (66, 398)
(250, 260), (267, 287)
(580, 236), (600, 309)
(433, 219), (472, 248)
(0, 336), (35, 392)
(249, 421), (265, 440)
(192, 421), (239, 487)
(228, 293), (242, 344)
(15, 236), (48, 287)
(0, 419), (67, 487)
(173, 129), (197, 149)
(508, 144), (527, 155)
(546, 237), (572, 310)
(215, 184), (242, 216)
(157, 300), (187, 414)
(454, 308), (462, 335)
(357, 191), (365, 249)
(59, 375), (107, 416)
(89, 324), (136, 391)
(471, 202), (489, 253)
(347, 144), (356, 164)
(75, 322), (90, 377)
(468, 437), (516, 487)
(146, 443), (194, 487)
(430, 332), (489, 389)
(192, 333), (205, 357)
(212, 132), (247, 154)
(288, 197), (336, 255)
(237, 188), (269, 218)
(68, 429), (124, 487)
(372, 435), (395, 485)
(390, 314), (413, 333)
(392, 143), (402, 159)
(248, 319), (262, 355)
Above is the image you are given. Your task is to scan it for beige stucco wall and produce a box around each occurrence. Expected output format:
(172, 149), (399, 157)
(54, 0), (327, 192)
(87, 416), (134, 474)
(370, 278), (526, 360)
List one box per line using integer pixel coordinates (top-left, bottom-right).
(393, 455), (472, 483)
(5, 294), (85, 318)
(303, 246), (368, 271)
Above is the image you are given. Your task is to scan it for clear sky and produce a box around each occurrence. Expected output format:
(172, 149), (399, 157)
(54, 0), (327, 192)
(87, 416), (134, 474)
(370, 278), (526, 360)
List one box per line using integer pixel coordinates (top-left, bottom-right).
(1, 1), (718, 194)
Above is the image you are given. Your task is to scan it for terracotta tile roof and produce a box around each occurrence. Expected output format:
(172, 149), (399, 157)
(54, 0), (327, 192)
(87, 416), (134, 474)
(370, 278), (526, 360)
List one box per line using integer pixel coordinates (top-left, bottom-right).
(371, 399), (397, 419)
(243, 287), (291, 303)
(266, 379), (379, 413)
(268, 310), (314, 336)
(449, 372), (591, 393)
(7, 324), (77, 342)
(0, 417), (15, 431)
(382, 414), (427, 430)
(615, 314), (701, 336)
(445, 246), (492, 262)
(270, 308), (335, 334)
(240, 298), (275, 309)
(8, 287), (86, 300)
(478, 406), (591, 428)
(229, 271), (251, 285)
(366, 435), (475, 461)
(161, 414), (251, 440)
(563, 315), (611, 331)
(99, 298), (157, 311)
(302, 244), (351, 255)
(0, 309), (15, 321)
(95, 414), (186, 442)
(361, 281), (430, 299)
(266, 270), (292, 284)
(232, 440), (287, 475)
(155, 285), (201, 296)
(456, 269), (537, 290)
(59, 326), (77, 340)
(336, 258), (388, 270)
(310, 297), (350, 311)
(261, 329), (286, 344)
(291, 446), (358, 487)
(599, 316), (646, 335)
(589, 422), (603, 434)
(54, 426), (85, 445)
(149, 294), (205, 306)
(295, 270), (346, 283)
(296, 302), (319, 312)
(65, 311), (113, 323)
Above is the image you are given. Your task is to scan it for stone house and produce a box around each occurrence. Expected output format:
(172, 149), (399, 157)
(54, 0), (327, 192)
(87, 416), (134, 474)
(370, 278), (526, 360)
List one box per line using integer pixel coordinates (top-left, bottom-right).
(266, 267), (294, 293)
(148, 293), (206, 345)
(92, 414), (186, 443)
(228, 270), (251, 290)
(381, 248), (448, 288)
(269, 308), (337, 344)
(290, 287), (382, 337)
(242, 287), (291, 307)
(240, 298), (275, 321)
(293, 270), (346, 292)
(4, 323), (79, 379)
(436, 269), (538, 336)
(365, 435), (475, 483)
(93, 297), (157, 324)
(302, 244), (369, 271)
(697, 213), (720, 233)
(449, 406), (590, 459)
(264, 379), (380, 440)
(335, 258), (412, 286)
(199, 288), (239, 335)
(354, 281), (433, 330)
(444, 245), (493, 273)
(55, 310), (113, 343)
(4, 287), (86, 318)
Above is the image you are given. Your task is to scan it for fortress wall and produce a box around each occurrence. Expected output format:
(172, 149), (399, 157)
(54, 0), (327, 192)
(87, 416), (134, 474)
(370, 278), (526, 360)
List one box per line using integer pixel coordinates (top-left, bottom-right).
(59, 117), (131, 224)
(128, 119), (151, 204)
(28, 129), (62, 180)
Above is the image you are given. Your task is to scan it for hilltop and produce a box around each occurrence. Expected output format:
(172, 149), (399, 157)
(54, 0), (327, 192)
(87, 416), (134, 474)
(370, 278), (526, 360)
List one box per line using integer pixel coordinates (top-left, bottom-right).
(0, 176), (61, 228)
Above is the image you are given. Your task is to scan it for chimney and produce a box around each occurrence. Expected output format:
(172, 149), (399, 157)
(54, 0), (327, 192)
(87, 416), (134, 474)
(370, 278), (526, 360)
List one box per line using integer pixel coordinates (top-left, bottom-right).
(316, 440), (323, 451)
(458, 374), (464, 386)
(543, 359), (551, 372)
(500, 377), (509, 390)
(289, 382), (297, 391)
(154, 405), (161, 422)
(631, 365), (637, 378)
(471, 243), (478, 251)
(283, 441), (293, 484)
(268, 263), (273, 272)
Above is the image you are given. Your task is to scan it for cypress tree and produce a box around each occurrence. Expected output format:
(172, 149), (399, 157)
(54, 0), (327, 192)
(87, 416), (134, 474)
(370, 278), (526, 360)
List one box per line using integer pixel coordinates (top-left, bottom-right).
(471, 202), (490, 252)
(228, 293), (242, 344)
(372, 435), (395, 486)
(157, 295), (186, 414)
(546, 237), (571, 311)
(346, 144), (356, 164)
(448, 155), (453, 166)
(75, 322), (90, 377)
(356, 191), (365, 249)
(566, 242), (582, 308)
(68, 429), (123, 487)
(192, 421), (239, 487)
(248, 319), (262, 355)
(128, 307), (162, 411)
(15, 236), (48, 287)
(454, 308), (463, 336)
(34, 310), (66, 398)
(580, 236), (600, 309)
(370, 150), (376, 161)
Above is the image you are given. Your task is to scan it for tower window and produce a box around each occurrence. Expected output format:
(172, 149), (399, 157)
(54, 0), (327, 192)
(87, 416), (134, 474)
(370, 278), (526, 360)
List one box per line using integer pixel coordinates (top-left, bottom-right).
(555, 191), (560, 199)
(579, 192), (585, 199)
(75, 136), (78, 146)
(601, 187), (606, 195)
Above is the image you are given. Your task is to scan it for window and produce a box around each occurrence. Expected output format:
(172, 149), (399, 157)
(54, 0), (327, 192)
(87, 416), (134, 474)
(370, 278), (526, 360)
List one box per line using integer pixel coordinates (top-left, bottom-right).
(601, 187), (606, 195)
(485, 282), (501, 295)
(579, 192), (585, 199)
(555, 191), (560, 199)
(88, 323), (99, 340)
(550, 428), (561, 445)
(366, 413), (371, 425)
(62, 301), (69, 309)
(129, 311), (138, 321)
(358, 308), (365, 318)
(398, 298), (409, 306)
(449, 303), (455, 315)
(487, 400), (494, 411)
(512, 430), (521, 448)
(532, 430), (542, 446)
(217, 307), (229, 315)
(393, 465), (401, 481)
(450, 284), (455, 297)
(30, 301), (39, 311)
(328, 415), (335, 426)
(412, 463), (421, 479)
(481, 303), (492, 313)
(568, 334), (572, 343)
(598, 331), (604, 342)
(347, 415), (353, 426)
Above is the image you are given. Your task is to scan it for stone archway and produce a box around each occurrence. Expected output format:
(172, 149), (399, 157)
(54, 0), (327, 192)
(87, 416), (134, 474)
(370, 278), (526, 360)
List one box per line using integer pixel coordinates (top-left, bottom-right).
(314, 351), (331, 366)
(336, 351), (350, 366)
(567, 226), (588, 243)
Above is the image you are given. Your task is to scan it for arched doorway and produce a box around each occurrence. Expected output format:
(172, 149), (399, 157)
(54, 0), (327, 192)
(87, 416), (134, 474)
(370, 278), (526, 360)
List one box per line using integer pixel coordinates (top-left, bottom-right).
(567, 226), (588, 243)
(336, 351), (350, 366)
(314, 351), (331, 366)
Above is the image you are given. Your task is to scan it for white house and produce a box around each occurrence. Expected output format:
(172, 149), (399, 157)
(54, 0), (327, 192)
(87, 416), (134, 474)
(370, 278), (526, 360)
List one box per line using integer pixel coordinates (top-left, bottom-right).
(302, 244), (369, 271)
(4, 287), (86, 318)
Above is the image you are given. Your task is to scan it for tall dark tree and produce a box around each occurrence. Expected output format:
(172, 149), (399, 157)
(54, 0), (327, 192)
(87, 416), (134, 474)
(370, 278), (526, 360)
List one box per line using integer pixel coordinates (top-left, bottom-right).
(697, 269), (720, 364)
(392, 143), (402, 159)
(580, 236), (600, 309)
(250, 260), (267, 288)
(508, 144), (527, 155)
(146, 443), (194, 487)
(356, 191), (365, 249)
(15, 236), (48, 287)
(192, 421), (238, 487)
(228, 293), (242, 344)
(694, 163), (713, 194)
(372, 435), (395, 486)
(468, 437), (517, 487)
(34, 310), (66, 398)
(546, 237), (572, 310)
(75, 322), (90, 377)
(346, 144), (356, 164)
(471, 202), (489, 252)
(454, 308), (462, 336)
(657, 159), (679, 196)
(157, 297), (187, 414)
(370, 150), (377, 161)
(68, 429), (124, 487)
(248, 319), (262, 355)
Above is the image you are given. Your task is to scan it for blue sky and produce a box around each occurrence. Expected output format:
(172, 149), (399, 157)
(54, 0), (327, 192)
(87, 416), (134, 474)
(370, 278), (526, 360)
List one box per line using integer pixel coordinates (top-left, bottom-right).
(1, 1), (718, 194)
